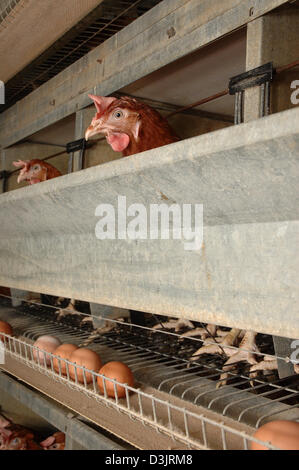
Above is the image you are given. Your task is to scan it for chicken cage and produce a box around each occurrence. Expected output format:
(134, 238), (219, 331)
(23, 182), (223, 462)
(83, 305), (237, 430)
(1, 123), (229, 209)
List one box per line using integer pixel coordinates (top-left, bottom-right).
(0, 0), (299, 451)
(1, 297), (298, 450)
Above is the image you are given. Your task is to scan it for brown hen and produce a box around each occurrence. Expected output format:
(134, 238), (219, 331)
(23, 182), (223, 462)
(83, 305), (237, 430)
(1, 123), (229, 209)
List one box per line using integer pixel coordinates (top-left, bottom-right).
(85, 95), (180, 156)
(13, 159), (61, 185)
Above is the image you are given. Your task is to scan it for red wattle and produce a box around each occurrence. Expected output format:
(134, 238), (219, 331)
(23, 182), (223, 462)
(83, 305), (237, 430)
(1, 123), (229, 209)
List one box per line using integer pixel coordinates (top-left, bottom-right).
(106, 133), (130, 152)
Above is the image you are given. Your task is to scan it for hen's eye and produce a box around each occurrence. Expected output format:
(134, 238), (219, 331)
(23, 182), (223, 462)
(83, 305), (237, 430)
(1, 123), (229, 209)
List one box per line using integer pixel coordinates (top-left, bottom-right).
(113, 110), (123, 119)
(33, 165), (40, 171)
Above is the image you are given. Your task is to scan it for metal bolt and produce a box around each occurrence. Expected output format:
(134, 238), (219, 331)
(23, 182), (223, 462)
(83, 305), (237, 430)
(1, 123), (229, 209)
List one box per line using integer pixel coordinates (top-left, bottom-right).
(167, 27), (176, 39)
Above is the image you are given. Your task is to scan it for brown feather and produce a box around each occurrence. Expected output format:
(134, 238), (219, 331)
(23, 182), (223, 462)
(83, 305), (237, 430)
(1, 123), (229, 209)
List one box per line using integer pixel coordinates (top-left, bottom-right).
(29, 159), (62, 179)
(108, 97), (179, 156)
(13, 158), (61, 184)
(87, 96), (180, 156)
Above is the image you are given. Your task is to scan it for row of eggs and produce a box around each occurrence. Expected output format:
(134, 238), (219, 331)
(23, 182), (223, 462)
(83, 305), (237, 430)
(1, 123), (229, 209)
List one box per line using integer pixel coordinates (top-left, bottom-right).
(0, 321), (134, 399)
(33, 335), (134, 398)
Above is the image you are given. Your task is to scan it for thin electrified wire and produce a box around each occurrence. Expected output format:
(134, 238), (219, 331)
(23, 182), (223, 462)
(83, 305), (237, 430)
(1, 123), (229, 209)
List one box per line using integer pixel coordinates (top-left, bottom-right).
(166, 58), (299, 119)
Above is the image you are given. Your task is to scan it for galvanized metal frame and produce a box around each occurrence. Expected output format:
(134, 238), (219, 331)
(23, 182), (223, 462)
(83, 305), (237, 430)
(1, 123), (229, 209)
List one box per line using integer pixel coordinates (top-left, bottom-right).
(0, 108), (298, 338)
(0, 0), (297, 450)
(0, 370), (126, 450)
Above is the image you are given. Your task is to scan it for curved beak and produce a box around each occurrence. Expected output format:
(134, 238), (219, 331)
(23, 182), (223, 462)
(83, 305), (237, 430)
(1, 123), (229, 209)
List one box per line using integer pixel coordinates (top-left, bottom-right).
(13, 160), (30, 183)
(17, 172), (29, 183)
(85, 94), (117, 140)
(85, 124), (99, 141)
(40, 436), (55, 448)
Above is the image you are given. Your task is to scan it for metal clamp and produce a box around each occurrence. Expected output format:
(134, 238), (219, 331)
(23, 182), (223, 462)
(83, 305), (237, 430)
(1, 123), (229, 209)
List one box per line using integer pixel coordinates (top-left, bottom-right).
(229, 62), (274, 124)
(66, 138), (90, 173)
(66, 138), (88, 154)
(0, 170), (8, 193)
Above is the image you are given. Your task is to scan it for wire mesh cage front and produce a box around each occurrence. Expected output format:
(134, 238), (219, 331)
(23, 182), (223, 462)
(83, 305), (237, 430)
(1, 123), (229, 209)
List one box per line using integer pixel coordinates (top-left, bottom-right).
(0, 296), (298, 450)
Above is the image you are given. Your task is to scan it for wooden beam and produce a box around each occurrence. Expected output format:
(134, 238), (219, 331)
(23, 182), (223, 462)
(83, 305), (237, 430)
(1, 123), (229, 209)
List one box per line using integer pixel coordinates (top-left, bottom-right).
(243, 5), (299, 378)
(73, 108), (93, 171)
(0, 0), (289, 148)
(244, 6), (299, 121)
(0, 108), (298, 338)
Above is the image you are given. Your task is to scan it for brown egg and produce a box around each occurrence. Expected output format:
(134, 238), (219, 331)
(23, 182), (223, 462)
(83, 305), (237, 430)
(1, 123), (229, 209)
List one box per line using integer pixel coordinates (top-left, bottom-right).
(97, 361), (134, 398)
(33, 335), (61, 366)
(53, 343), (78, 375)
(0, 320), (13, 342)
(69, 348), (102, 384)
(251, 420), (299, 450)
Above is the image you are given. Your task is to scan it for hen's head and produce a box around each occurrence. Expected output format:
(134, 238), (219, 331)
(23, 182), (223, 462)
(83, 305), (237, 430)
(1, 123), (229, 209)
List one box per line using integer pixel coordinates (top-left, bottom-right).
(1, 426), (40, 450)
(12, 159), (61, 184)
(85, 94), (179, 156)
(40, 432), (65, 450)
